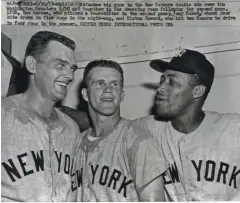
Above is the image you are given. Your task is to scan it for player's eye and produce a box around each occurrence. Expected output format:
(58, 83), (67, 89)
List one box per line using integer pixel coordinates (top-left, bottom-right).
(169, 79), (174, 85)
(95, 81), (104, 87)
(111, 82), (120, 87)
(56, 63), (64, 70)
(159, 77), (165, 85)
(70, 66), (77, 72)
(169, 79), (178, 86)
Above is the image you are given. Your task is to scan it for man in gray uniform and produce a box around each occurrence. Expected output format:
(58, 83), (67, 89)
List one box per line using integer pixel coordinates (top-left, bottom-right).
(2, 31), (80, 201)
(135, 49), (240, 201)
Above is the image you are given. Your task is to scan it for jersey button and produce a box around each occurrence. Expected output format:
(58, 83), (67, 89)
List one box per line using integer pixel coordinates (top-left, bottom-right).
(179, 137), (185, 143)
(188, 179), (192, 184)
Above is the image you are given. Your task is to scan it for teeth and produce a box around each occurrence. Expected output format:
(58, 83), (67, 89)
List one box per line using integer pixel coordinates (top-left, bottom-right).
(57, 82), (67, 87)
(101, 98), (113, 101)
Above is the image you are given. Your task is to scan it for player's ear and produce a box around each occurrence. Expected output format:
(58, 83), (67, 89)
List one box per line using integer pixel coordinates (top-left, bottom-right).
(25, 56), (37, 74)
(192, 85), (206, 99)
(82, 88), (89, 102)
(120, 89), (125, 102)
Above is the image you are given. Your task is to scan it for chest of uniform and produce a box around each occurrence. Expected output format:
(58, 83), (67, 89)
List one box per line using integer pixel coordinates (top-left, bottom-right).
(75, 137), (136, 200)
(2, 118), (77, 187)
(163, 131), (240, 200)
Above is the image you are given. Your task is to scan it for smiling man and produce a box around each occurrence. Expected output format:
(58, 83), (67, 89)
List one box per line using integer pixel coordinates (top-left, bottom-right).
(134, 49), (240, 201)
(1, 31), (80, 201)
(73, 60), (167, 201)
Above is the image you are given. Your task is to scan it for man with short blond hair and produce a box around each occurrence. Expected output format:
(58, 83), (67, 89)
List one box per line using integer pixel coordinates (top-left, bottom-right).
(73, 60), (167, 201)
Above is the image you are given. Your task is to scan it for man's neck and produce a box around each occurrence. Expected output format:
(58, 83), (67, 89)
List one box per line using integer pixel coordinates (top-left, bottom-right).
(22, 87), (57, 122)
(171, 109), (205, 134)
(89, 110), (122, 138)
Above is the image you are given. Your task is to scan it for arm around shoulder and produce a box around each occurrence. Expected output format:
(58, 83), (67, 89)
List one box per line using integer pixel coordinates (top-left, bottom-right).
(125, 123), (168, 202)
(139, 175), (165, 201)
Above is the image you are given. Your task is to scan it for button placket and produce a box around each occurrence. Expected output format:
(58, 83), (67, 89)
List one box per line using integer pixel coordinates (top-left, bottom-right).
(47, 128), (57, 198)
(179, 138), (193, 197)
(180, 137), (185, 143)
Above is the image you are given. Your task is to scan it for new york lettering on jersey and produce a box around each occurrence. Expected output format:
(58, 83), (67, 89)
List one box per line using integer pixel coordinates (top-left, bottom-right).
(191, 160), (239, 189)
(161, 112), (240, 200)
(1, 97), (80, 201)
(162, 161), (239, 189)
(72, 122), (138, 201)
(73, 119), (167, 201)
(2, 151), (76, 183)
(72, 164), (134, 198)
(134, 113), (240, 201)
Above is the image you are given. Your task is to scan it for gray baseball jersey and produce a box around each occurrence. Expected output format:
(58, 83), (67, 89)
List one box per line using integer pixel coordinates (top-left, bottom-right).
(1, 94), (80, 201)
(135, 111), (240, 201)
(72, 118), (168, 201)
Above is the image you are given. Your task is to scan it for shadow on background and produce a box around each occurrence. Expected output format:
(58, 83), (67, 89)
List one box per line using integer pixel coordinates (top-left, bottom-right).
(76, 81), (88, 113)
(141, 82), (159, 116)
(2, 49), (29, 96)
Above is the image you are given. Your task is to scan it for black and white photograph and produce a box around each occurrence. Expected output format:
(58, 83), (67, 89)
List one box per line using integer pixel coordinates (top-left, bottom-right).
(1, 0), (240, 201)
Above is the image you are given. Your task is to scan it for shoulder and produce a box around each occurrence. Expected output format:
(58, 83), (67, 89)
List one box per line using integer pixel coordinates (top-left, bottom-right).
(56, 108), (81, 134)
(58, 106), (90, 131)
(134, 115), (166, 129)
(124, 119), (159, 149)
(132, 115), (168, 141)
(205, 111), (240, 137)
(76, 128), (92, 149)
(1, 95), (26, 135)
(2, 95), (19, 109)
(123, 119), (165, 155)
(1, 94), (21, 118)
(133, 115), (156, 125)
(79, 128), (91, 139)
(123, 120), (168, 188)
(205, 111), (240, 127)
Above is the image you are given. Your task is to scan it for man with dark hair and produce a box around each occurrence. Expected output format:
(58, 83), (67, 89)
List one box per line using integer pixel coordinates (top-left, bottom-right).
(23, 30), (76, 63)
(1, 31), (80, 201)
(135, 49), (240, 201)
(72, 60), (167, 201)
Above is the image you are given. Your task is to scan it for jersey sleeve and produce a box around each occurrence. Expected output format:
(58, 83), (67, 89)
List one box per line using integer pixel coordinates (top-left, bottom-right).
(1, 98), (15, 132)
(125, 121), (168, 193)
(133, 116), (166, 146)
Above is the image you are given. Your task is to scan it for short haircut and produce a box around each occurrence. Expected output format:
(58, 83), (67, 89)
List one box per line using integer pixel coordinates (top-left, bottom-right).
(83, 60), (124, 88)
(23, 31), (76, 68)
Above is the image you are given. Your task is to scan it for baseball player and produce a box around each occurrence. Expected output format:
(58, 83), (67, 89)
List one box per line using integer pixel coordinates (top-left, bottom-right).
(134, 49), (240, 201)
(72, 60), (168, 201)
(1, 31), (80, 201)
